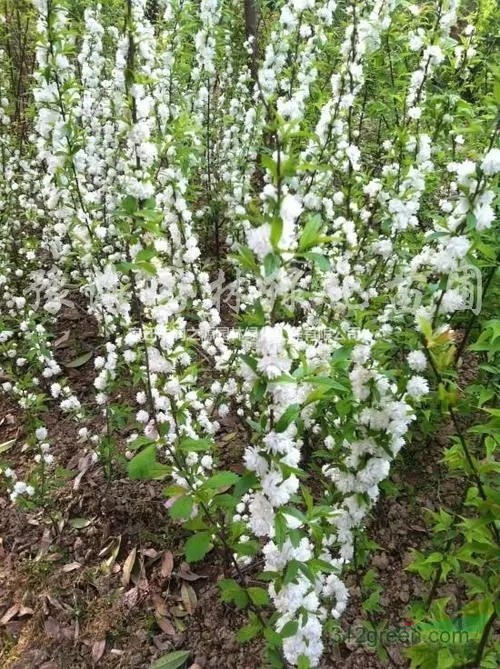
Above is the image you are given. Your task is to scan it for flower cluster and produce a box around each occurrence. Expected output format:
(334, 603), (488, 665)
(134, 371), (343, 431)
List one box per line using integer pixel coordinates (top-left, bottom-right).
(0, 0), (498, 666)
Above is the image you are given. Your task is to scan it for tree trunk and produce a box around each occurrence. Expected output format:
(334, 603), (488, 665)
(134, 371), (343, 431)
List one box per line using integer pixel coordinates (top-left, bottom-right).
(244, 0), (259, 79)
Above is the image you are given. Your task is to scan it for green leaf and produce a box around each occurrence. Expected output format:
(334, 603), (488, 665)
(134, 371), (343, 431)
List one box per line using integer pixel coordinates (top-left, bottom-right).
(271, 217), (283, 247)
(178, 437), (212, 452)
(250, 379), (267, 403)
(127, 445), (170, 480)
(264, 627), (283, 647)
(283, 560), (300, 585)
(264, 252), (280, 277)
(298, 655), (311, 669)
(274, 512), (287, 546)
(261, 154), (277, 179)
(266, 646), (285, 668)
(331, 346), (352, 364)
(135, 247), (157, 262)
(275, 403), (301, 432)
(307, 376), (349, 392)
(127, 435), (156, 451)
(185, 532), (212, 563)
(362, 568), (377, 588)
(235, 539), (260, 557)
(362, 588), (381, 613)
(150, 650), (190, 669)
(299, 215), (323, 251)
(219, 579), (249, 609)
(122, 195), (138, 214)
(236, 618), (261, 642)
(135, 260), (157, 275)
(280, 620), (298, 638)
(236, 246), (259, 272)
(169, 495), (193, 520)
(304, 252), (330, 271)
(247, 586), (269, 606)
(203, 471), (239, 489)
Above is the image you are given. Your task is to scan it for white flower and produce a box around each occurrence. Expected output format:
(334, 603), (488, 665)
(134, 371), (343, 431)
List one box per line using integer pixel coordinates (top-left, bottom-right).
(441, 289), (465, 314)
(136, 409), (149, 423)
(94, 356), (105, 369)
(474, 202), (495, 231)
(407, 350), (427, 371)
(406, 375), (430, 399)
(248, 493), (275, 536)
(13, 481), (27, 494)
(481, 148), (500, 175)
(345, 144), (361, 170)
(333, 191), (344, 204)
(244, 446), (269, 477)
(409, 33), (423, 51)
(247, 224), (272, 260)
(408, 106), (422, 120)
(280, 194), (302, 248)
(35, 427), (48, 441)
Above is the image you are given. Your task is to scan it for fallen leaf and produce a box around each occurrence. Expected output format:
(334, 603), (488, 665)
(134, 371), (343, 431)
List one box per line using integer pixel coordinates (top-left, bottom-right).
(54, 330), (70, 349)
(18, 606), (34, 617)
(44, 617), (61, 639)
(141, 547), (159, 559)
(121, 547), (137, 586)
(68, 517), (92, 529)
(35, 528), (52, 562)
(152, 593), (168, 618)
(160, 550), (174, 578)
(152, 635), (172, 651)
(0, 439), (15, 454)
(65, 351), (93, 368)
(180, 584), (197, 615)
(220, 432), (237, 442)
(73, 468), (88, 491)
(123, 587), (139, 609)
(44, 594), (65, 612)
(155, 615), (176, 636)
(92, 639), (106, 663)
(0, 604), (19, 625)
(132, 554), (148, 585)
(174, 619), (187, 633)
(178, 562), (206, 582)
(62, 562), (81, 572)
(170, 605), (188, 618)
(410, 524), (428, 533)
(100, 536), (121, 573)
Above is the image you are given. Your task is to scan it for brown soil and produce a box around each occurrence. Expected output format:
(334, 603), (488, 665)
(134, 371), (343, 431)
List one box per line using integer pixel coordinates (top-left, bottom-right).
(0, 309), (471, 669)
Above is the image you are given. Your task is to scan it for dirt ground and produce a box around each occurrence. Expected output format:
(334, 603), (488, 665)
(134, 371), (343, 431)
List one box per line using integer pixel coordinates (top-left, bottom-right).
(0, 306), (470, 669)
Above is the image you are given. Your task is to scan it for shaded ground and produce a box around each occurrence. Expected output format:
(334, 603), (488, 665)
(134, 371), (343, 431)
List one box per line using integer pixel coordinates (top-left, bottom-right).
(0, 394), (465, 669)
(0, 308), (470, 668)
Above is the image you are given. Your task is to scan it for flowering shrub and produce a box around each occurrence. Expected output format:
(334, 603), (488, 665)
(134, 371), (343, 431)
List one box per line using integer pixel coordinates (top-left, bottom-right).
(0, 0), (498, 666)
